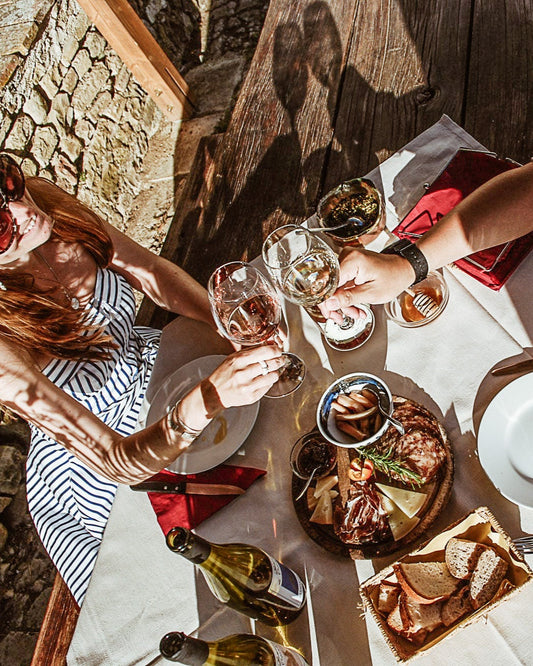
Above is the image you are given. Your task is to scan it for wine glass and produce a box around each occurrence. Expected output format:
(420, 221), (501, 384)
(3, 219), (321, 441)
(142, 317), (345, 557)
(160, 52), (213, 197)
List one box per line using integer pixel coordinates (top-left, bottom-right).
(262, 225), (374, 351)
(311, 177), (386, 249)
(208, 261), (306, 398)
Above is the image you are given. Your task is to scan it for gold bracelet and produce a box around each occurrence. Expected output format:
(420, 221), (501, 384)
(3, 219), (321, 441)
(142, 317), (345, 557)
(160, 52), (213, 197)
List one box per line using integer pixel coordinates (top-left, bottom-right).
(166, 399), (204, 442)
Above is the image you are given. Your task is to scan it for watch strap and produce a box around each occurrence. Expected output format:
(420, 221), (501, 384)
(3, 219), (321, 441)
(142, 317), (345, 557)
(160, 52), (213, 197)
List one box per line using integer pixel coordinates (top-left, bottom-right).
(381, 238), (429, 285)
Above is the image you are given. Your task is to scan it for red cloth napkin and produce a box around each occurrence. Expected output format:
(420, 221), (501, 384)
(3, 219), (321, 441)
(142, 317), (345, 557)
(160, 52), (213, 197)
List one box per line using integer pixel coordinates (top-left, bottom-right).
(392, 148), (533, 290)
(145, 465), (266, 533)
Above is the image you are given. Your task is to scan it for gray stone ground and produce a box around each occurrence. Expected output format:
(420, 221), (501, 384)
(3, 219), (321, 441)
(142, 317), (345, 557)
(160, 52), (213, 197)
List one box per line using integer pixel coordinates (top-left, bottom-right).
(0, 1), (269, 664)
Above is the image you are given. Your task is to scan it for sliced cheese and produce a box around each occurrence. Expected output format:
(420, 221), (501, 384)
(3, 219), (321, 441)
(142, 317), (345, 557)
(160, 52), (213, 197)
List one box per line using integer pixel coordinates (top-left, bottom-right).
(377, 490), (419, 540)
(310, 491), (333, 524)
(313, 474), (338, 498)
(376, 491), (396, 516)
(307, 487), (338, 512)
(388, 507), (420, 541)
(375, 483), (427, 518)
(307, 486), (318, 511)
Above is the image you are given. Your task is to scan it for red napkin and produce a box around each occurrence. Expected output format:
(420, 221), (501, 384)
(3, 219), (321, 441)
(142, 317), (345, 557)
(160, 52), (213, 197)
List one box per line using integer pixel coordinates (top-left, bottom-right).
(392, 148), (533, 290)
(145, 465), (266, 533)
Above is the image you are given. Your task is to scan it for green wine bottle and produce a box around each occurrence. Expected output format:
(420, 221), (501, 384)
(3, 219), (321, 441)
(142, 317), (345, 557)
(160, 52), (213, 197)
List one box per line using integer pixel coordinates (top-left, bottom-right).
(159, 631), (310, 665)
(166, 527), (306, 627)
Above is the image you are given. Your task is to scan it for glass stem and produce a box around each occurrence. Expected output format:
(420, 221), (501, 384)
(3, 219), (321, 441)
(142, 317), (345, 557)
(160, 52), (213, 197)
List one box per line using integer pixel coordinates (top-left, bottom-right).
(337, 310), (354, 330)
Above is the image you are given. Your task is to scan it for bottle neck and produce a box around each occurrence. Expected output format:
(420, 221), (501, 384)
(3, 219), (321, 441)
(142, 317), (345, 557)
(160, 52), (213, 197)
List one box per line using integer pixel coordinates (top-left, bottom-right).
(160, 632), (209, 664)
(166, 527), (211, 564)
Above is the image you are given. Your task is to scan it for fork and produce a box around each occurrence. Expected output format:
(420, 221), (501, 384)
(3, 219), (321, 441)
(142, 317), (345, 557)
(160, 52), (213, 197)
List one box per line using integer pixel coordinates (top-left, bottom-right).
(512, 535), (533, 554)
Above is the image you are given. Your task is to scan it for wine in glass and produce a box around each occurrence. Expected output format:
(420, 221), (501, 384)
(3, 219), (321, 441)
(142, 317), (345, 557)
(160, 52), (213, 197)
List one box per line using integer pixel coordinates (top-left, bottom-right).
(262, 225), (374, 351)
(311, 177), (385, 249)
(208, 261), (306, 398)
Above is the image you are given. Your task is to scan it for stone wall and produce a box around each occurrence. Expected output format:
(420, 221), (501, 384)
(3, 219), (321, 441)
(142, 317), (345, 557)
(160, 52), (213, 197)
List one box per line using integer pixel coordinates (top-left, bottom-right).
(0, 0), (174, 243)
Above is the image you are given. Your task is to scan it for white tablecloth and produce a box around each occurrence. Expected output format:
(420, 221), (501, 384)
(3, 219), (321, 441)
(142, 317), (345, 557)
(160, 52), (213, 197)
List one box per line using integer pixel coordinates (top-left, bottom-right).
(67, 116), (533, 666)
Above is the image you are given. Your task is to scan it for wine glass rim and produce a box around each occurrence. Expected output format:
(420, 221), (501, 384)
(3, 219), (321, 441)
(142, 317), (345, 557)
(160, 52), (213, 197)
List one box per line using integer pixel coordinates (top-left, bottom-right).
(208, 260), (254, 297)
(262, 224), (321, 269)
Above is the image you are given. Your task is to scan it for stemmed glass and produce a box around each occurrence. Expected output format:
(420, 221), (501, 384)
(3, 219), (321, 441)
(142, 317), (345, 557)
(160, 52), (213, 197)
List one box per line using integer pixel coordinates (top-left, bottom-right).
(312, 177), (386, 249)
(208, 261), (306, 398)
(262, 225), (374, 351)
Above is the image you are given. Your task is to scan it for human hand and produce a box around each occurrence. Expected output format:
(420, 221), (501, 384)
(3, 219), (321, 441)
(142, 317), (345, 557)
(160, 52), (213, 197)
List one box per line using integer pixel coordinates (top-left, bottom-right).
(319, 247), (415, 323)
(203, 344), (286, 411)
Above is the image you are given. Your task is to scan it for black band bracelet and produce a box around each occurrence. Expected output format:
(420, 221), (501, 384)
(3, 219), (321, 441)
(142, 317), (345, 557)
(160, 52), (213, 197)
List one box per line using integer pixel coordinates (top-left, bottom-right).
(381, 238), (429, 285)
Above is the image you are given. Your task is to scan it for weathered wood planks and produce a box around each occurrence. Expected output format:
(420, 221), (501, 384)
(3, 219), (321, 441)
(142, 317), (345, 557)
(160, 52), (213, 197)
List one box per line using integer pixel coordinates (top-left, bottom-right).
(167, 0), (359, 288)
(465, 0), (533, 163)
(325, 0), (473, 187)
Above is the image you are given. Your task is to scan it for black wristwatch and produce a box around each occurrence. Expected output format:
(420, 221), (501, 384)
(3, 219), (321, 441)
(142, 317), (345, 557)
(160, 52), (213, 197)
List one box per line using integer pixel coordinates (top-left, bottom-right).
(381, 238), (429, 285)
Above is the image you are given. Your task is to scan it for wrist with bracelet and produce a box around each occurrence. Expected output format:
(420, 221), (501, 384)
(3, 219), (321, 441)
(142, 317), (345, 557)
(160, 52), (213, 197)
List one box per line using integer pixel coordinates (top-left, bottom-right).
(381, 238), (429, 285)
(166, 398), (206, 442)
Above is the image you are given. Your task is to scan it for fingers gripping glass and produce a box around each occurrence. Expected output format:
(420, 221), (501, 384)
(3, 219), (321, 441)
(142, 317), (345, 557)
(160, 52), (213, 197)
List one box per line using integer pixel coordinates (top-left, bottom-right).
(0, 154), (25, 254)
(208, 262), (305, 398)
(262, 225), (374, 350)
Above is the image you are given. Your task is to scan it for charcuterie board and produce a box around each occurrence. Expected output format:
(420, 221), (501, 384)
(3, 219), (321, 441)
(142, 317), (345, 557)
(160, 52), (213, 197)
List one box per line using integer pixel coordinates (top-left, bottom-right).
(292, 397), (454, 559)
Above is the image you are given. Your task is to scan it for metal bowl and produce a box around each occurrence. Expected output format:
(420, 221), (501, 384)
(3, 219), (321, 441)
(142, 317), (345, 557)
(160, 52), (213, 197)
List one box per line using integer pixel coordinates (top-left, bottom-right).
(316, 372), (393, 448)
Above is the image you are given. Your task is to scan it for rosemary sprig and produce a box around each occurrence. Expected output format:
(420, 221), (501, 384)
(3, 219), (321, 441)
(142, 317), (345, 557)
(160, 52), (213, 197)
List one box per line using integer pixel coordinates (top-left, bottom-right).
(358, 445), (423, 487)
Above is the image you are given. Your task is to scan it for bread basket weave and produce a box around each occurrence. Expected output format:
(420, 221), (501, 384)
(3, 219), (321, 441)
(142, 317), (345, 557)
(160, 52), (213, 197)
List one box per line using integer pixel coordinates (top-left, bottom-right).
(359, 506), (533, 662)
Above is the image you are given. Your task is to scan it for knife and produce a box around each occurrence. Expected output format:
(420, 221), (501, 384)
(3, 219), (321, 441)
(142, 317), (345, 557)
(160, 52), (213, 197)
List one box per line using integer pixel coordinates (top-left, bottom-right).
(491, 359), (533, 376)
(130, 481), (245, 495)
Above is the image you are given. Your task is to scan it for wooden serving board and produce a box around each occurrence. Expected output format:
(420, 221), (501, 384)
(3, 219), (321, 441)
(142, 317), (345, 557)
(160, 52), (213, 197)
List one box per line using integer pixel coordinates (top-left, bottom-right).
(292, 396), (454, 559)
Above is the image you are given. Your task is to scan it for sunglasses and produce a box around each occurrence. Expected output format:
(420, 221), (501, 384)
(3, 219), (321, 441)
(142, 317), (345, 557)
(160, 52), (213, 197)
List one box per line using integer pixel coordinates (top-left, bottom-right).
(0, 153), (25, 254)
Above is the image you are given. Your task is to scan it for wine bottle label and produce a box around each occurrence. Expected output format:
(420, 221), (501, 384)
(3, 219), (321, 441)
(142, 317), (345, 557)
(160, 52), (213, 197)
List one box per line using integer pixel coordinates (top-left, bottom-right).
(266, 556), (306, 609)
(264, 639), (309, 665)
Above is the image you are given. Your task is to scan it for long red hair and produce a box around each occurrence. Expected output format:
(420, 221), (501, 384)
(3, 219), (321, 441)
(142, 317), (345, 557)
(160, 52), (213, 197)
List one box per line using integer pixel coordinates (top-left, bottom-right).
(0, 177), (116, 361)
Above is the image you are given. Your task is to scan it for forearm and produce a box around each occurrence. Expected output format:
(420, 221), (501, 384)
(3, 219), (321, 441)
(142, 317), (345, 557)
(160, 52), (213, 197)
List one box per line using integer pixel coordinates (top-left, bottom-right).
(416, 162), (533, 270)
(105, 222), (216, 328)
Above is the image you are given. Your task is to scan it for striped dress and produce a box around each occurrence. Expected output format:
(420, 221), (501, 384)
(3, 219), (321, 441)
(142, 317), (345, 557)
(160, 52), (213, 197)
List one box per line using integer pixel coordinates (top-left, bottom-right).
(26, 266), (161, 604)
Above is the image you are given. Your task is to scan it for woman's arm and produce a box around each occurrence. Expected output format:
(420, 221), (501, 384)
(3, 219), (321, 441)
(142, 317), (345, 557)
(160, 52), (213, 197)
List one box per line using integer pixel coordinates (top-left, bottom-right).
(321, 161), (533, 315)
(104, 221), (215, 328)
(0, 340), (284, 484)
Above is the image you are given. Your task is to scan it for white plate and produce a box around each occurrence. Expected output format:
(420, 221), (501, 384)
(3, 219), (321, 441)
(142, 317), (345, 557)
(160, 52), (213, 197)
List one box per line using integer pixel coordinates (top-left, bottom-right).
(146, 355), (259, 474)
(477, 373), (533, 508)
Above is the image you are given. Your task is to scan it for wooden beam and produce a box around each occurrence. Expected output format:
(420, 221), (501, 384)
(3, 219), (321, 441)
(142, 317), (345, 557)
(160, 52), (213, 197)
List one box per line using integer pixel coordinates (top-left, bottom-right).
(77, 0), (194, 121)
(31, 573), (79, 666)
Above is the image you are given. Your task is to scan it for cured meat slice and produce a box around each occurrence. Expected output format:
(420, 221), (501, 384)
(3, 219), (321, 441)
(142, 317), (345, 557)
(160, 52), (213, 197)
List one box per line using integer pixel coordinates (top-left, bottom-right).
(374, 398), (446, 483)
(333, 481), (391, 544)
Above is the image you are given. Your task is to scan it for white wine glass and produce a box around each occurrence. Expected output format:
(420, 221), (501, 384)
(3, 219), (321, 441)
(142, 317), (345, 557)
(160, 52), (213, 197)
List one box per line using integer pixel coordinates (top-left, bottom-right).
(262, 225), (374, 350)
(208, 261), (306, 398)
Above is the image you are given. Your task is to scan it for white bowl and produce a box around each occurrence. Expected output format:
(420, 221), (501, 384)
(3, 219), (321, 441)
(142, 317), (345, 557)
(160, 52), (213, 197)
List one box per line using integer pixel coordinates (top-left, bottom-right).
(316, 372), (393, 448)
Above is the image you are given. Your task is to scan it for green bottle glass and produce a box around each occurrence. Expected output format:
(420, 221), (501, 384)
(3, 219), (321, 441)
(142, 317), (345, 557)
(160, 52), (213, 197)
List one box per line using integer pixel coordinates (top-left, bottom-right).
(166, 527), (306, 627)
(159, 631), (310, 665)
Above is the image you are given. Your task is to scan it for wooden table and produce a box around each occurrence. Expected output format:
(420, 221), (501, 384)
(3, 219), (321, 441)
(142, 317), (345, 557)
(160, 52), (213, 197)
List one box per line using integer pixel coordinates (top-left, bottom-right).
(140, 0), (533, 330)
(32, 0), (533, 663)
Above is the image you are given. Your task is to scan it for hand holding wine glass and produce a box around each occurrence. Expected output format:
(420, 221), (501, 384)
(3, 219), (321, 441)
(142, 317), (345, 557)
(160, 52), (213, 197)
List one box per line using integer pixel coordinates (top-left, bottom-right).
(262, 225), (374, 350)
(208, 261), (305, 398)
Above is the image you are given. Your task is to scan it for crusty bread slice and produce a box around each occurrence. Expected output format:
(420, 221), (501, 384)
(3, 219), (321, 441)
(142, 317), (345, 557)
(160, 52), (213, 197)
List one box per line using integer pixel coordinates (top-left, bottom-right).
(378, 580), (401, 614)
(441, 584), (472, 627)
(400, 594), (442, 633)
(491, 577), (515, 603)
(469, 548), (508, 609)
(445, 537), (487, 579)
(386, 593), (442, 645)
(394, 561), (461, 604)
(387, 600), (429, 645)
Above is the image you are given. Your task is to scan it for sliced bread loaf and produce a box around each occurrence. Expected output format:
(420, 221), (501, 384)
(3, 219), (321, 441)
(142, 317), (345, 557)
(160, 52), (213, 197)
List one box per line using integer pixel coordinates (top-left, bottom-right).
(394, 561), (461, 604)
(441, 585), (472, 626)
(378, 580), (401, 614)
(386, 593), (442, 645)
(445, 537), (487, 579)
(469, 548), (508, 609)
